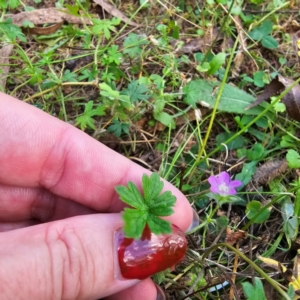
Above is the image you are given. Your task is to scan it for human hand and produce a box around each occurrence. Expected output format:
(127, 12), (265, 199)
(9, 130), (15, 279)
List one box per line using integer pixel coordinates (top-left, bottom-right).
(0, 92), (194, 300)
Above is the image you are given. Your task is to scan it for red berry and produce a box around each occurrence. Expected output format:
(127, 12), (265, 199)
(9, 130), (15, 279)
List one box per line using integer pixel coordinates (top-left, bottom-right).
(117, 224), (187, 280)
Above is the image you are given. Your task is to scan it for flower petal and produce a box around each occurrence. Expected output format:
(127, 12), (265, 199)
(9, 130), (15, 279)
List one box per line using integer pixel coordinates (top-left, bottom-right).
(228, 180), (242, 189)
(218, 172), (230, 184)
(208, 175), (219, 188)
(227, 188), (237, 195)
(210, 185), (220, 194)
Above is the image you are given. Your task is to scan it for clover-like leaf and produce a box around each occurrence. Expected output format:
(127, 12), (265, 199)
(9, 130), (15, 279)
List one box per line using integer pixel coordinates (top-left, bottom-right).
(115, 173), (177, 238)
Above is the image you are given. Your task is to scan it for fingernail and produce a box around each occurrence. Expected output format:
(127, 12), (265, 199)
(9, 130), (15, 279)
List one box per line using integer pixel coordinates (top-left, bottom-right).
(115, 225), (187, 280)
(155, 284), (166, 300)
(186, 208), (200, 232)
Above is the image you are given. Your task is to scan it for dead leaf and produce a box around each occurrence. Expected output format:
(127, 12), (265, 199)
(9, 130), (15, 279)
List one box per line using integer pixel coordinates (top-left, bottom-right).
(259, 251), (300, 297)
(245, 77), (285, 110)
(253, 159), (288, 185)
(232, 16), (246, 78)
(10, 8), (92, 27)
(173, 27), (222, 54)
(93, 0), (140, 27)
(292, 30), (300, 56)
(22, 22), (63, 35)
(225, 227), (247, 246)
(0, 44), (14, 89)
(246, 75), (300, 122)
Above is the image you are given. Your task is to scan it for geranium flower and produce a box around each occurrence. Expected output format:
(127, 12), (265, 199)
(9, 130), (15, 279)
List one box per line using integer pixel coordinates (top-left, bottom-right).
(208, 171), (242, 196)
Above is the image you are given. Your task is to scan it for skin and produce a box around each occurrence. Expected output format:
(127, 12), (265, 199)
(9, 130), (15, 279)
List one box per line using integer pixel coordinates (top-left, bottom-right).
(0, 92), (193, 300)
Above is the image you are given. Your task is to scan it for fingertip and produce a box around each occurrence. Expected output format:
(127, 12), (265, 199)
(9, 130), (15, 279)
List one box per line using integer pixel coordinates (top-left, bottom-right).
(104, 278), (157, 300)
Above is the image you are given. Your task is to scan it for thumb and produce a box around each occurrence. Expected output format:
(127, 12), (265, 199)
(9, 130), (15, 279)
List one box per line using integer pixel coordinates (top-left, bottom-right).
(0, 214), (140, 299)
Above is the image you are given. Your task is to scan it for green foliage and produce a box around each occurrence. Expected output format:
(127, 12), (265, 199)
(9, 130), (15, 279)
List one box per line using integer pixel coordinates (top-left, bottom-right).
(22, 20), (35, 28)
(0, 18), (26, 42)
(79, 65), (98, 82)
(154, 111), (175, 128)
(246, 200), (270, 224)
(248, 143), (266, 160)
(0, 0), (20, 9)
(75, 101), (106, 130)
(62, 70), (77, 82)
(249, 20), (278, 49)
(282, 201), (298, 247)
(115, 173), (176, 239)
(235, 161), (257, 186)
(286, 150), (300, 168)
(183, 79), (268, 115)
(91, 18), (120, 39)
(186, 273), (207, 291)
(121, 80), (150, 103)
(107, 45), (122, 65)
(207, 52), (226, 75)
(242, 277), (267, 300)
(107, 119), (130, 137)
(99, 82), (132, 109)
(123, 33), (148, 58)
(216, 132), (247, 150)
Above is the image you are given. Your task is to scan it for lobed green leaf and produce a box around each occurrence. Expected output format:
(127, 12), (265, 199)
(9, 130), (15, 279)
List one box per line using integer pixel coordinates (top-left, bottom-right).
(142, 173), (164, 205)
(122, 208), (148, 239)
(115, 183), (146, 209)
(147, 215), (172, 235)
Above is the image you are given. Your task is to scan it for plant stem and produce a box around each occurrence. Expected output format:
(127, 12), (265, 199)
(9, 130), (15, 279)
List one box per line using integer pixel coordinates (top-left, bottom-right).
(202, 243), (290, 300)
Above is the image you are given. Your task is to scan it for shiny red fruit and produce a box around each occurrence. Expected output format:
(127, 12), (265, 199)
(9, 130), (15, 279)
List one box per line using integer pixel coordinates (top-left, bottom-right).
(116, 225), (187, 280)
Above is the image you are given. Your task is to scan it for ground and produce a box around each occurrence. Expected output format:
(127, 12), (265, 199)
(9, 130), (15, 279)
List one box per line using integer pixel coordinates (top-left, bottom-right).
(1, 0), (300, 299)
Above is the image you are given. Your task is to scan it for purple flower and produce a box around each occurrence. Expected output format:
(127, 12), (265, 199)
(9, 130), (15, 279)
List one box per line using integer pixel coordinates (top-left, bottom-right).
(208, 172), (242, 196)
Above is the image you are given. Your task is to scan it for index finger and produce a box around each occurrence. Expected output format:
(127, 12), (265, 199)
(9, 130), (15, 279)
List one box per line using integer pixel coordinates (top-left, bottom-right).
(0, 92), (193, 231)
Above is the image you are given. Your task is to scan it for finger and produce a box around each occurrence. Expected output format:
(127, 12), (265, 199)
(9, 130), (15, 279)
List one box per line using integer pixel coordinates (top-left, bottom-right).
(0, 220), (38, 232)
(0, 184), (96, 222)
(0, 93), (192, 231)
(104, 278), (158, 300)
(0, 214), (143, 299)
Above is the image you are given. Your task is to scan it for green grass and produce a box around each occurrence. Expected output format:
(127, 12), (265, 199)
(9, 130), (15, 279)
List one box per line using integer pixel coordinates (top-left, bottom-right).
(1, 0), (300, 298)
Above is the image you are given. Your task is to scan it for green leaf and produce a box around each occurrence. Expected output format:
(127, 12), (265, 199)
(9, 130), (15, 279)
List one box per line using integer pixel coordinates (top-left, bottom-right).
(286, 149), (300, 168)
(107, 119), (130, 137)
(65, 4), (80, 16)
(208, 52), (226, 75)
(115, 183), (146, 209)
(245, 143), (266, 161)
(242, 277), (267, 300)
(100, 82), (120, 98)
(79, 65), (98, 82)
(246, 200), (270, 224)
(8, 0), (20, 9)
(142, 173), (164, 204)
(154, 111), (175, 128)
(75, 101), (106, 130)
(91, 18), (120, 40)
(280, 135), (297, 149)
(121, 80), (150, 103)
(216, 216), (229, 228)
(22, 20), (34, 28)
(262, 35), (278, 49)
(123, 33), (148, 58)
(216, 132), (247, 150)
(0, 18), (26, 42)
(183, 79), (269, 115)
(282, 202), (298, 240)
(115, 173), (177, 238)
(62, 69), (77, 82)
(107, 45), (122, 65)
(249, 20), (273, 40)
(147, 214), (172, 235)
(235, 161), (257, 186)
(122, 208), (148, 239)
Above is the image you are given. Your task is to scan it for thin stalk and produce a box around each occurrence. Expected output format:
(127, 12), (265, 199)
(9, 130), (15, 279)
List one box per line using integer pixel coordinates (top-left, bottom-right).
(202, 243), (290, 300)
